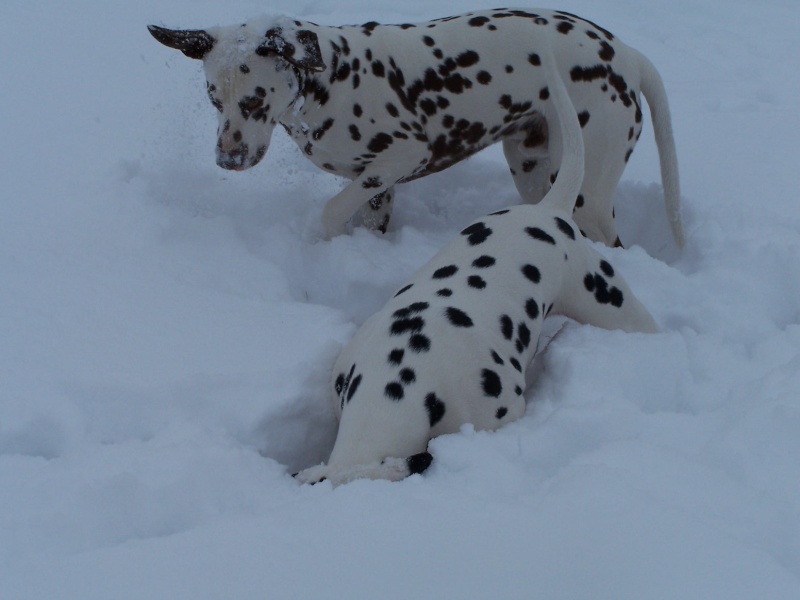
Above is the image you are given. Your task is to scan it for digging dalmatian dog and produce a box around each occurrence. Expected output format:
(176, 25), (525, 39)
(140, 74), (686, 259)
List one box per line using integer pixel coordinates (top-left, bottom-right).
(291, 46), (657, 485)
(149, 8), (683, 247)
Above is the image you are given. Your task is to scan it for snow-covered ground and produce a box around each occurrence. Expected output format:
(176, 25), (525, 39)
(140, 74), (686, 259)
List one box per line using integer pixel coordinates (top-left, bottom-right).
(2, 0), (799, 597)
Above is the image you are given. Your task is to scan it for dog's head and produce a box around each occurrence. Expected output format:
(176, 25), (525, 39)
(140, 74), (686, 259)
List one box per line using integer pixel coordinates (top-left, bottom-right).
(148, 19), (325, 170)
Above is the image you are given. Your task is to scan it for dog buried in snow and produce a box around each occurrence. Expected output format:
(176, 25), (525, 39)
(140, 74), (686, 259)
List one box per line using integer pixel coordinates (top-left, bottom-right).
(149, 8), (683, 246)
(289, 42), (658, 485)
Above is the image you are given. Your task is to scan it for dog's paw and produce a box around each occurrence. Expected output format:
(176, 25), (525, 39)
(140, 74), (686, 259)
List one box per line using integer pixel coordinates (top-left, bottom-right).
(293, 464), (329, 485)
(293, 453), (433, 487)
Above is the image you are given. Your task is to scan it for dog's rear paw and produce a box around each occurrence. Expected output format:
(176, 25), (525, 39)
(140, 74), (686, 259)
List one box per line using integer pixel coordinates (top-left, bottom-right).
(293, 453), (433, 487)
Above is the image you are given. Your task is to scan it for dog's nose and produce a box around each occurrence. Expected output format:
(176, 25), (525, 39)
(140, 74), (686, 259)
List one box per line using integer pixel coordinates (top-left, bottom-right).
(216, 144), (249, 170)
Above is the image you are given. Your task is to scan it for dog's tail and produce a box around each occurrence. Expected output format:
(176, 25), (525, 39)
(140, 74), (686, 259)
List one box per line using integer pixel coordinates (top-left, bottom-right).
(537, 45), (585, 215)
(637, 50), (684, 248)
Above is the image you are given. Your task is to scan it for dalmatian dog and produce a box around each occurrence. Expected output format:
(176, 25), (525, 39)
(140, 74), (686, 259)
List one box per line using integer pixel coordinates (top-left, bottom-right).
(149, 8), (683, 247)
(293, 46), (658, 485)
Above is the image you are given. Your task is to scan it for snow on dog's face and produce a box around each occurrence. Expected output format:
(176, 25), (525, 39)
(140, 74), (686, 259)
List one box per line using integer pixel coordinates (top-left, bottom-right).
(148, 20), (325, 170)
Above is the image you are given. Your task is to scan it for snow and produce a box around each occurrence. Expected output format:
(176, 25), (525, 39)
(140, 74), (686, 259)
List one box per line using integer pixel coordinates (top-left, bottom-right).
(2, 0), (799, 597)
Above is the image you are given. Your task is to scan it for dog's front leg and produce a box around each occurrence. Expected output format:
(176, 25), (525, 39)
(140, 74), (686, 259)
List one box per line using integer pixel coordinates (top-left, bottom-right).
(321, 158), (416, 239)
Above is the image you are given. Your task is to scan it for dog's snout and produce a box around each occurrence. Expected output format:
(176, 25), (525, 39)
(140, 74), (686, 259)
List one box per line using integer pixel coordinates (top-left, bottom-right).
(216, 143), (249, 170)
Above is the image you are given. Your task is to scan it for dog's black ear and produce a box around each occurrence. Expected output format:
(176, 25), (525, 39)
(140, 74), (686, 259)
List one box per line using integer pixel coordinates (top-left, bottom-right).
(148, 25), (215, 59)
(256, 27), (326, 72)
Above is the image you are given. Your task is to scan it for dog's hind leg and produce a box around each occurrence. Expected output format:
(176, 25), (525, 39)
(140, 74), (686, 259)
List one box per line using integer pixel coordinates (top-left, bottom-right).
(354, 186), (395, 234)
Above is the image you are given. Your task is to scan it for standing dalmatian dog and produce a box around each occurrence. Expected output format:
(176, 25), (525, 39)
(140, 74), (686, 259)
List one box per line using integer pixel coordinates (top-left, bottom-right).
(293, 42), (657, 485)
(149, 8), (683, 247)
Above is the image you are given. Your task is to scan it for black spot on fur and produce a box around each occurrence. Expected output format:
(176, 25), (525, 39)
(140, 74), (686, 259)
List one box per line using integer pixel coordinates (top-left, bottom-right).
(388, 349), (405, 365)
(468, 16), (490, 27)
(335, 373), (346, 395)
(391, 317), (425, 335)
(349, 124), (361, 141)
(509, 357), (522, 372)
(409, 334), (431, 353)
(525, 299), (540, 320)
(367, 132), (393, 153)
(362, 22), (379, 36)
(472, 255), (496, 268)
(500, 315), (514, 340)
(555, 217), (576, 239)
(489, 209), (510, 216)
(394, 283), (413, 297)
(467, 275), (486, 289)
(600, 260), (615, 277)
(517, 323), (531, 348)
(557, 21), (574, 34)
(392, 302), (430, 319)
(362, 176), (382, 189)
(385, 381), (404, 400)
(445, 307), (474, 328)
(461, 222), (493, 245)
(526, 227), (556, 245)
(517, 323), (531, 349)
(476, 71), (492, 85)
(399, 368), (416, 384)
(496, 407), (508, 419)
(433, 265), (459, 279)
(584, 273), (624, 307)
(456, 50), (480, 68)
(491, 351), (505, 365)
(304, 78), (330, 106)
(610, 288), (623, 307)
(347, 374), (362, 402)
(578, 111), (590, 128)
(528, 53), (541, 66)
(570, 64), (608, 83)
(522, 264), (541, 283)
(337, 365), (355, 401)
(419, 98), (437, 116)
(599, 41), (615, 62)
(425, 393), (446, 426)
(481, 369), (503, 398)
(436, 288), (453, 297)
(386, 102), (400, 117)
